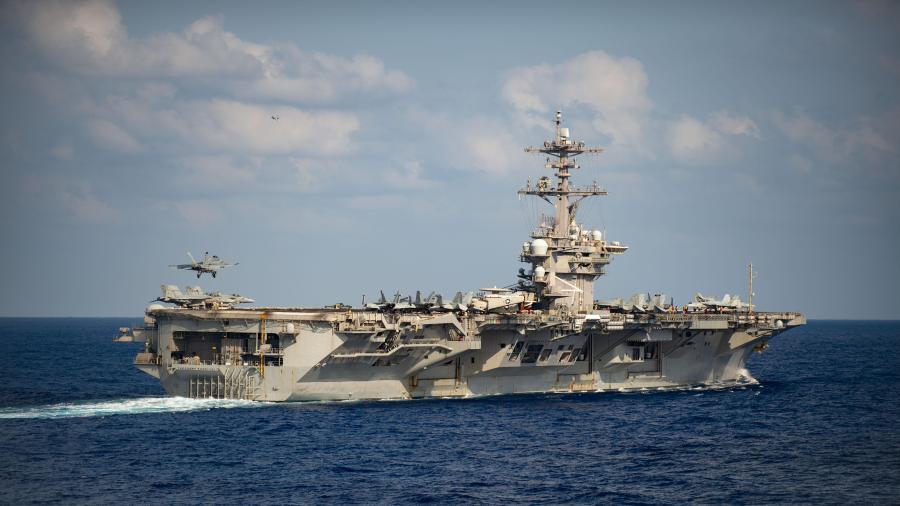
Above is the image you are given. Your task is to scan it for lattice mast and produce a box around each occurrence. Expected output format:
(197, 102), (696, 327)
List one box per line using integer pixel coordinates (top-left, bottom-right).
(520, 111), (606, 235)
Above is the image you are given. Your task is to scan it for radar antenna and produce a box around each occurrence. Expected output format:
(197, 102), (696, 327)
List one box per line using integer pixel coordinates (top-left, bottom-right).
(519, 111), (607, 236)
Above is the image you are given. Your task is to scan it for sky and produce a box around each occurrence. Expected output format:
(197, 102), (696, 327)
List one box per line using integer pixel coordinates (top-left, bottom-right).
(0, 0), (898, 319)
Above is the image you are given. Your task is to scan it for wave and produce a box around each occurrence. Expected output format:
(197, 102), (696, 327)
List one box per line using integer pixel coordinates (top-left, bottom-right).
(0, 397), (262, 420)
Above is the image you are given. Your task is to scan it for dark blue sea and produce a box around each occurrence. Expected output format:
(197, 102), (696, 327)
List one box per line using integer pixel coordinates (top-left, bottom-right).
(0, 319), (898, 505)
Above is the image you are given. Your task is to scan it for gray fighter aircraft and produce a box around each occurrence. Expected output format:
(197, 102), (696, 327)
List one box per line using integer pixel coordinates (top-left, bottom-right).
(156, 285), (253, 309)
(687, 293), (747, 311)
(169, 251), (237, 278)
(597, 293), (673, 313)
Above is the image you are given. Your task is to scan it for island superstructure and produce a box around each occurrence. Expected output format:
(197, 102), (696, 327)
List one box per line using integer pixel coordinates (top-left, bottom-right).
(117, 112), (804, 401)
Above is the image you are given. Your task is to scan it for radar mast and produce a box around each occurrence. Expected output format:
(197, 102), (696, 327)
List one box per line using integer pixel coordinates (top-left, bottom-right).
(520, 111), (607, 236)
(518, 111), (626, 313)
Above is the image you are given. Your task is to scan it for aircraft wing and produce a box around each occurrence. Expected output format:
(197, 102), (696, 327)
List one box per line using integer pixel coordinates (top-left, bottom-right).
(169, 264), (194, 269)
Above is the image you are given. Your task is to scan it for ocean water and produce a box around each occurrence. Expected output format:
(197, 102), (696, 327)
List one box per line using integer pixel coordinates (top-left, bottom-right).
(0, 318), (898, 505)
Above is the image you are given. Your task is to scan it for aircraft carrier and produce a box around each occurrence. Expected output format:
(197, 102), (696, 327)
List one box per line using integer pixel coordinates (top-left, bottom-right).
(116, 111), (805, 401)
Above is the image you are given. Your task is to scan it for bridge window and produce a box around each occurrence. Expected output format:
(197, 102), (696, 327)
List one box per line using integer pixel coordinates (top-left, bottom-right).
(521, 344), (544, 363)
(509, 341), (525, 360)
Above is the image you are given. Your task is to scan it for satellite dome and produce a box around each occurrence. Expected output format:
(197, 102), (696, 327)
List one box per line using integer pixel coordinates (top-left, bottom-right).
(531, 239), (549, 256)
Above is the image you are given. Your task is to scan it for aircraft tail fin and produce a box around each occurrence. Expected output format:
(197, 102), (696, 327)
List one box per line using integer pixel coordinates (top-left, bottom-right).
(185, 286), (205, 297)
(161, 284), (183, 300)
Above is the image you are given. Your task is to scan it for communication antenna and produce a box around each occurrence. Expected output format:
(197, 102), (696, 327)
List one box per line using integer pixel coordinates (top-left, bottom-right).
(521, 111), (605, 236)
(748, 263), (758, 314)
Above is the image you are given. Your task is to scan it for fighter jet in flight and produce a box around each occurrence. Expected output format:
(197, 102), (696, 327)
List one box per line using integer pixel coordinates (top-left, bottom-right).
(169, 252), (237, 278)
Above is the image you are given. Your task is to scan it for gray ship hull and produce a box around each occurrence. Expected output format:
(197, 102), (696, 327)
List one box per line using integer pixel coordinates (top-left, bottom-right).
(127, 307), (804, 401)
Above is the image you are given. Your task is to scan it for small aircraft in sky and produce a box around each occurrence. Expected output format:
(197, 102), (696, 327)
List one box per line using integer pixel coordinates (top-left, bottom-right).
(169, 251), (237, 278)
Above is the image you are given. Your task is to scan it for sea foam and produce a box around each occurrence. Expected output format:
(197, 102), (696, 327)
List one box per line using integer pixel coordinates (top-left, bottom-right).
(0, 396), (261, 420)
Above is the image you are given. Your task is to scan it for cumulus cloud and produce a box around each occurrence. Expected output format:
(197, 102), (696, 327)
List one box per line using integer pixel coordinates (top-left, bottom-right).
(668, 115), (725, 162)
(773, 109), (897, 166)
(178, 156), (257, 189)
(772, 111), (836, 158)
(384, 160), (436, 189)
(668, 111), (759, 164)
(288, 158), (322, 191)
(172, 199), (221, 228)
(462, 123), (522, 176)
(89, 96), (360, 156)
(710, 111), (760, 138)
(86, 118), (141, 153)
(501, 52), (773, 168)
(60, 183), (117, 223)
(404, 108), (526, 177)
(23, 176), (117, 224)
(502, 51), (651, 151)
(18, 0), (413, 103)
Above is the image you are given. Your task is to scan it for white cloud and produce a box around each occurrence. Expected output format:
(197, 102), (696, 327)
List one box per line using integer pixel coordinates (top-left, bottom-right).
(503, 51), (650, 115)
(502, 51), (651, 152)
(24, 176), (117, 224)
(289, 158), (321, 191)
(86, 118), (141, 153)
(772, 111), (836, 157)
(90, 96), (360, 156)
(178, 156), (257, 188)
(384, 160), (436, 189)
(172, 199), (221, 228)
(346, 194), (408, 210)
(18, 0), (412, 103)
(462, 123), (522, 176)
(241, 50), (414, 103)
(773, 109), (897, 165)
(710, 111), (760, 138)
(135, 82), (177, 102)
(668, 115), (724, 163)
(404, 108), (526, 177)
(60, 185), (117, 223)
(668, 111), (759, 164)
(502, 52), (770, 168)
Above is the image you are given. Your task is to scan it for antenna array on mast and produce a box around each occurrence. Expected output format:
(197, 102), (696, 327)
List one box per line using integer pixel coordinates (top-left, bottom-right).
(519, 111), (608, 236)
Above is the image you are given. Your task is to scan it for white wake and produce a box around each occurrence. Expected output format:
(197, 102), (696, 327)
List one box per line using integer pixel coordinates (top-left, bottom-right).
(0, 397), (261, 420)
